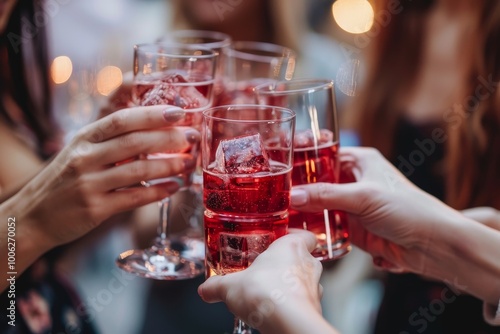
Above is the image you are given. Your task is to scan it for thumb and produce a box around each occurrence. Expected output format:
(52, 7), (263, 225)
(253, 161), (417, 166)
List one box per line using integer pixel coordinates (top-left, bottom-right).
(286, 229), (318, 253)
(290, 182), (372, 215)
(198, 275), (227, 303)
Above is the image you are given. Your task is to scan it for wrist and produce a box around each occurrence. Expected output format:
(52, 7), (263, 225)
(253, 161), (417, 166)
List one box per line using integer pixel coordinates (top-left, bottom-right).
(3, 192), (54, 273)
(422, 212), (500, 305)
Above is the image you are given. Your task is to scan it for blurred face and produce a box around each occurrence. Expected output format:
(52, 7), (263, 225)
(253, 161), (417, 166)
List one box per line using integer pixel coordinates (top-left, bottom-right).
(0, 0), (17, 33)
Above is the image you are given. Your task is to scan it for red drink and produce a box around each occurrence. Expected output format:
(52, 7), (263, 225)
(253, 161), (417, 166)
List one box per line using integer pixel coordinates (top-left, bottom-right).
(132, 72), (213, 186)
(132, 72), (214, 115)
(204, 164), (290, 274)
(290, 134), (350, 260)
(214, 78), (271, 106)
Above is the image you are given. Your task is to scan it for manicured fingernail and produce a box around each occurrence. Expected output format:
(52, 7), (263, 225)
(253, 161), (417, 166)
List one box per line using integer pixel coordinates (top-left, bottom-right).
(291, 189), (308, 206)
(163, 108), (185, 123)
(184, 158), (196, 170)
(185, 129), (200, 144)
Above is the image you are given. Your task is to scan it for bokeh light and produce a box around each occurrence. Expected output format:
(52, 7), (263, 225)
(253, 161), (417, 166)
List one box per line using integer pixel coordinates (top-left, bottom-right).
(332, 0), (374, 34)
(51, 56), (73, 84)
(96, 66), (123, 96)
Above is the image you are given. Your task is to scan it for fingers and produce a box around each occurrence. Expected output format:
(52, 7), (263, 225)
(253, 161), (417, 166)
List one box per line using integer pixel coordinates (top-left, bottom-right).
(93, 127), (199, 165)
(286, 229), (318, 253)
(91, 155), (194, 191)
(290, 182), (372, 214)
(79, 105), (185, 143)
(104, 182), (181, 214)
(198, 276), (227, 303)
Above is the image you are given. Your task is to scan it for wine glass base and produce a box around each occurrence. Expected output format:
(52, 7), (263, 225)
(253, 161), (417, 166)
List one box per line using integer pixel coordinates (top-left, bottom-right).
(116, 246), (204, 280)
(170, 236), (205, 262)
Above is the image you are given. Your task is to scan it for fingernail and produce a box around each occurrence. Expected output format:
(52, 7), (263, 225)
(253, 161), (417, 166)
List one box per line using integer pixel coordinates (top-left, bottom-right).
(291, 189), (308, 206)
(185, 129), (200, 144)
(163, 108), (185, 123)
(184, 157), (196, 170)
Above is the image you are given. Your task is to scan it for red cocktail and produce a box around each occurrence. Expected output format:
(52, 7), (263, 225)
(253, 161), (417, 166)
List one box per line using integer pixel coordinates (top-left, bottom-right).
(204, 163), (290, 273)
(255, 79), (351, 261)
(290, 133), (349, 259)
(202, 105), (295, 333)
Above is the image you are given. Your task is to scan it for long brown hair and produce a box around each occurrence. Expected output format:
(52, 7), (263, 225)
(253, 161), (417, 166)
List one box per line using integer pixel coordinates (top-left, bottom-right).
(351, 0), (500, 209)
(0, 0), (54, 158)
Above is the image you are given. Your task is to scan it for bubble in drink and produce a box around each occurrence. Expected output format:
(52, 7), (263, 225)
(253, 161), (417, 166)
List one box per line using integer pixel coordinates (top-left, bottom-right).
(215, 133), (271, 174)
(219, 232), (272, 272)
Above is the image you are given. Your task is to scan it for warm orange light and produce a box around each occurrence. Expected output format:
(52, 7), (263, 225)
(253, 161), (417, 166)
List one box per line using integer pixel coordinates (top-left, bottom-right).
(51, 56), (73, 84)
(332, 0), (374, 34)
(96, 66), (123, 96)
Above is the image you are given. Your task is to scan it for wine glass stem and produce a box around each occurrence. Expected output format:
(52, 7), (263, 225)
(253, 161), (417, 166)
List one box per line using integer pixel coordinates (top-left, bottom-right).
(158, 197), (171, 244)
(233, 317), (252, 334)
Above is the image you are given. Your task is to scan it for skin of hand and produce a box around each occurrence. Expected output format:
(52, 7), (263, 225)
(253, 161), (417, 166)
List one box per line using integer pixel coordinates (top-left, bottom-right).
(198, 229), (339, 334)
(290, 146), (500, 306)
(461, 207), (500, 231)
(0, 105), (199, 291)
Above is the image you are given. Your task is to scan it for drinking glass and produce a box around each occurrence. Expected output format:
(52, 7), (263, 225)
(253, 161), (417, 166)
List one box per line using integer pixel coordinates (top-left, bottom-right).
(202, 105), (295, 333)
(158, 30), (231, 83)
(156, 30), (232, 261)
(216, 41), (296, 106)
(255, 79), (351, 261)
(116, 43), (217, 279)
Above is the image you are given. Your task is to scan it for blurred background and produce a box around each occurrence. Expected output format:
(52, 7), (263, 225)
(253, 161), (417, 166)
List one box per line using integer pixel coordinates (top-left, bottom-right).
(48, 1), (382, 333)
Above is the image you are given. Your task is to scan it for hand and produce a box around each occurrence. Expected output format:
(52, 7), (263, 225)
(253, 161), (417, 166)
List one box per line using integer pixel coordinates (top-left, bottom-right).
(290, 147), (465, 274)
(198, 230), (337, 334)
(461, 207), (500, 231)
(10, 105), (198, 250)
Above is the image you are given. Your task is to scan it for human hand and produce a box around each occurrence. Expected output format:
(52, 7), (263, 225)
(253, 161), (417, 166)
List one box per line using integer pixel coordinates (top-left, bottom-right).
(290, 147), (466, 275)
(11, 105), (198, 250)
(461, 207), (500, 231)
(198, 230), (337, 334)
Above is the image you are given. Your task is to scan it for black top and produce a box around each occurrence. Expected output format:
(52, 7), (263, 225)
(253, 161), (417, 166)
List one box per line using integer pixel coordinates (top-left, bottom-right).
(374, 118), (497, 334)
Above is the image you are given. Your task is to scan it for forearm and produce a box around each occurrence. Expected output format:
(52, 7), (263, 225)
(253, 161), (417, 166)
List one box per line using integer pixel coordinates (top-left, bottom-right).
(422, 214), (500, 305)
(1, 193), (53, 292)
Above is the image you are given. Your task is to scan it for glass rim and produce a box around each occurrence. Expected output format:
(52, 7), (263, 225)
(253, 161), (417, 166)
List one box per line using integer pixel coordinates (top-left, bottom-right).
(134, 42), (219, 59)
(157, 30), (232, 49)
(203, 104), (296, 123)
(254, 78), (334, 96)
(230, 41), (296, 63)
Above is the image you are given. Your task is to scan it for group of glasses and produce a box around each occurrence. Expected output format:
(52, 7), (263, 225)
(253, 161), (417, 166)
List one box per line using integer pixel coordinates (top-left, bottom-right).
(114, 30), (351, 334)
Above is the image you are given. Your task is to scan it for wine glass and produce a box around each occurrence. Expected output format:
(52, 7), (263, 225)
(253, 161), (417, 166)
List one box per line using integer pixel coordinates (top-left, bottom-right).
(116, 43), (218, 280)
(202, 105), (296, 333)
(156, 30), (232, 261)
(255, 79), (351, 261)
(216, 41), (296, 106)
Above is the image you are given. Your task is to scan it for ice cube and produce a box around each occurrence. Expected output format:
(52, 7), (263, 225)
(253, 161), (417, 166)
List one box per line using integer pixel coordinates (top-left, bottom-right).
(294, 129), (314, 149)
(294, 129), (334, 148)
(139, 73), (208, 109)
(215, 133), (271, 174)
(319, 129), (334, 145)
(219, 232), (272, 271)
